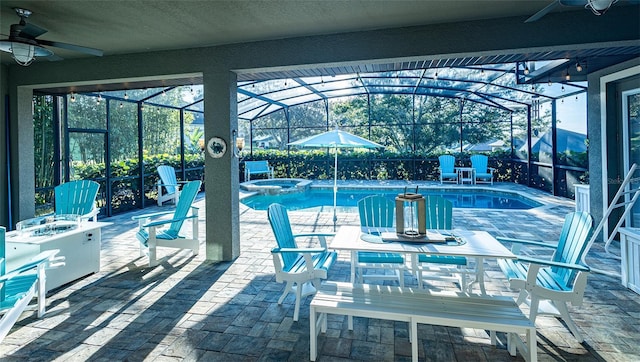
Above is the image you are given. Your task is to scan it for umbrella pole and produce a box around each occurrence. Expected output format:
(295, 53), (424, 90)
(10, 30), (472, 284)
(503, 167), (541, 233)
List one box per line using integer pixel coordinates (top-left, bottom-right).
(333, 148), (338, 232)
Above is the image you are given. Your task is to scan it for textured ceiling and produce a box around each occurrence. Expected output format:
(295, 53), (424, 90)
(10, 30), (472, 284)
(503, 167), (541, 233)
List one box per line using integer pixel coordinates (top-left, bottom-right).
(1, 0), (587, 64)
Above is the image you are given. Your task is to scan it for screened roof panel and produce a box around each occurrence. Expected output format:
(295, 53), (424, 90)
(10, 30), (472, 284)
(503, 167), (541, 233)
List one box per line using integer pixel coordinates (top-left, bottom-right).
(81, 58), (592, 121)
(102, 87), (165, 101)
(238, 97), (269, 111)
(320, 88), (367, 98)
(239, 104), (271, 120)
(185, 100), (204, 112)
(260, 85), (313, 102)
(309, 78), (359, 92)
(279, 93), (322, 106)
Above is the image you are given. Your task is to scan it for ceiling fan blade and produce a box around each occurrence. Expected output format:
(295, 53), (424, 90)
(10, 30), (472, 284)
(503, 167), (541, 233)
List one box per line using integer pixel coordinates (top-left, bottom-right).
(559, 0), (588, 5)
(19, 22), (47, 39)
(45, 54), (64, 62)
(525, 1), (560, 22)
(38, 39), (103, 57)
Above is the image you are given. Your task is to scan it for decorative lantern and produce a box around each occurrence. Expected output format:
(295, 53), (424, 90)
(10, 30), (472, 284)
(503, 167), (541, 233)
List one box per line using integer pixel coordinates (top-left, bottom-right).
(395, 187), (426, 237)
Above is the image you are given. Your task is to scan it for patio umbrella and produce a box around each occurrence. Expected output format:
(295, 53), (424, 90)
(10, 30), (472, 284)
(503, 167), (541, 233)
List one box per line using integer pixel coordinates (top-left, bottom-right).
(288, 128), (384, 231)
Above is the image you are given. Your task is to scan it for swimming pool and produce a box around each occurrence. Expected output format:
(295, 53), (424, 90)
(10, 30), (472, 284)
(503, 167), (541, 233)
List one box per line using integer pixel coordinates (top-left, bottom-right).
(240, 187), (543, 211)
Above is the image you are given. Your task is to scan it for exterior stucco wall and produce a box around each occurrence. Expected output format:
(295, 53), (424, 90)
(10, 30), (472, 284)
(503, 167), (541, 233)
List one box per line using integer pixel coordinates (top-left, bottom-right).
(587, 57), (640, 240)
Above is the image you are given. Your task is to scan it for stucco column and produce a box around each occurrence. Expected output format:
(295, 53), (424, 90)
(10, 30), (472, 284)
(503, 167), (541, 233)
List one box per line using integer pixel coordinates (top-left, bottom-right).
(203, 70), (240, 261)
(10, 86), (36, 225)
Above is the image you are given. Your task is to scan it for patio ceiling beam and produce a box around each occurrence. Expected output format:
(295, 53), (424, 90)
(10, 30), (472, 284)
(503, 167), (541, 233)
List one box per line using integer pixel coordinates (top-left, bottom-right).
(516, 59), (571, 84)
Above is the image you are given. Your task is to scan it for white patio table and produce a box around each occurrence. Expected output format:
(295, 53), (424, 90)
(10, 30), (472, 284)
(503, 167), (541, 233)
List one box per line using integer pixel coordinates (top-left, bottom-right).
(329, 225), (516, 294)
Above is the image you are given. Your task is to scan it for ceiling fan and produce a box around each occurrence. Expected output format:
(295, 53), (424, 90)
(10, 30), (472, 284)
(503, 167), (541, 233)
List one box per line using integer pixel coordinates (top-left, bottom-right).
(0, 8), (103, 66)
(525, 0), (628, 23)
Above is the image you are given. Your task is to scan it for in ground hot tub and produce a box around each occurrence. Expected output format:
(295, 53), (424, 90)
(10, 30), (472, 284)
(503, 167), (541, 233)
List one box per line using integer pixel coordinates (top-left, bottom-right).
(240, 178), (311, 195)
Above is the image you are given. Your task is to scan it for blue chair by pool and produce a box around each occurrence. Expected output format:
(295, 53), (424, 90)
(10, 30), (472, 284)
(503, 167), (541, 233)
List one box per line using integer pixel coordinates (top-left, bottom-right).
(357, 195), (406, 287)
(438, 155), (458, 184)
(470, 154), (495, 185)
(411, 196), (477, 290)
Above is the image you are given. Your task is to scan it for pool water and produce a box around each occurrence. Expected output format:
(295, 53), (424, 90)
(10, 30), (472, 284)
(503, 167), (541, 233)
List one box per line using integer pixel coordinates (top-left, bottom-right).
(241, 187), (542, 211)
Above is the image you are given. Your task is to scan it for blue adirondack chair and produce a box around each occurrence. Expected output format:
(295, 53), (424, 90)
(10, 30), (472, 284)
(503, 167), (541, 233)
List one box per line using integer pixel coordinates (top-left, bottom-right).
(357, 195), (406, 286)
(0, 227), (62, 343)
(470, 154), (495, 185)
(244, 161), (274, 181)
(133, 180), (202, 267)
(54, 180), (100, 221)
(438, 155), (458, 184)
(497, 211), (593, 342)
(157, 165), (186, 206)
(411, 196), (477, 290)
(268, 203), (337, 321)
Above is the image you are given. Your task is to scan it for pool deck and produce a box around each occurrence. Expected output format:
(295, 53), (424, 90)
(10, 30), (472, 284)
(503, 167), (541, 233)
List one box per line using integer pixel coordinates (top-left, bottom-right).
(1, 181), (639, 361)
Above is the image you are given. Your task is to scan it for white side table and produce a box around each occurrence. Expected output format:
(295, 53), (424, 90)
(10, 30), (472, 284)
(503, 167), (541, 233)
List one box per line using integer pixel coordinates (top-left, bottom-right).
(456, 167), (475, 185)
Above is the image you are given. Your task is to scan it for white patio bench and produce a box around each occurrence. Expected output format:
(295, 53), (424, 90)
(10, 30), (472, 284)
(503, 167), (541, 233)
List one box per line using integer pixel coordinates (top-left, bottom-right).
(243, 160), (274, 181)
(310, 282), (536, 362)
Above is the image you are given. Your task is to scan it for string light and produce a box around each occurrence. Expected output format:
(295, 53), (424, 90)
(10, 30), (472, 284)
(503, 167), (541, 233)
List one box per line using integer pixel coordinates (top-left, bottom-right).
(524, 66), (529, 75)
(561, 85), (565, 92)
(70, 92), (76, 102)
(124, 92), (129, 100)
(119, 102), (123, 108)
(548, 78), (552, 86)
(565, 71), (571, 81)
(434, 72), (438, 80)
(96, 94), (102, 105)
(576, 62), (583, 72)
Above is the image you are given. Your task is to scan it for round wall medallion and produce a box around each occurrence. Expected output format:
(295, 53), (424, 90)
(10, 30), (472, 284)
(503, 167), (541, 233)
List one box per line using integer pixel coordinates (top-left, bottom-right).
(207, 137), (227, 158)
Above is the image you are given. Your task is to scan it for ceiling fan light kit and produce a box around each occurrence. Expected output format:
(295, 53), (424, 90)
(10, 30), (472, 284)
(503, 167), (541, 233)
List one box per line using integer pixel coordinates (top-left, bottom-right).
(0, 7), (103, 66)
(526, 0), (624, 22)
(586, 0), (617, 14)
(0, 40), (52, 66)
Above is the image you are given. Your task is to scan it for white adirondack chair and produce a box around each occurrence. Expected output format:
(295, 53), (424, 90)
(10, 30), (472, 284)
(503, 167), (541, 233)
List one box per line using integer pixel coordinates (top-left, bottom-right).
(357, 195), (406, 286)
(54, 180), (100, 221)
(156, 165), (186, 206)
(134, 180), (201, 266)
(497, 211), (593, 342)
(438, 155), (458, 184)
(0, 227), (64, 343)
(268, 203), (337, 321)
(470, 154), (495, 185)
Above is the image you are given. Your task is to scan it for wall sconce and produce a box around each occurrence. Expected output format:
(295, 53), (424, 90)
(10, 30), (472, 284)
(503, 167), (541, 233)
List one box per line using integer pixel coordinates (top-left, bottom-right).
(232, 130), (245, 158)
